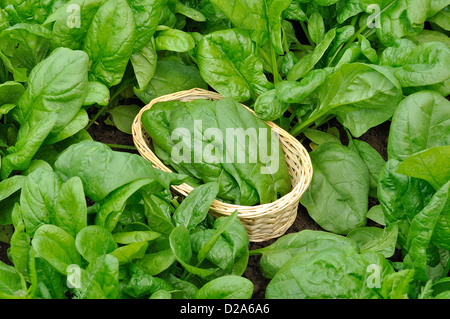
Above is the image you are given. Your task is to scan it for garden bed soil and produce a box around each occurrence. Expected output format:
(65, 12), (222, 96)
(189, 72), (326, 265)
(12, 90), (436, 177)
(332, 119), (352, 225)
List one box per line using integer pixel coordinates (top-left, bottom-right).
(0, 115), (391, 299)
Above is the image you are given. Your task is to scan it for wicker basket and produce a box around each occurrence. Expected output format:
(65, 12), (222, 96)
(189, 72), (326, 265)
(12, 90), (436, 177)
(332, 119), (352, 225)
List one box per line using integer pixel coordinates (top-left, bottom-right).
(132, 88), (313, 242)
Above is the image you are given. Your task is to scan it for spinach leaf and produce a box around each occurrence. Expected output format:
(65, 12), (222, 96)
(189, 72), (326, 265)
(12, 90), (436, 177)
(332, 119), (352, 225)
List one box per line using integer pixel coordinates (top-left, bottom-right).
(83, 0), (136, 87)
(75, 225), (117, 263)
(135, 58), (207, 104)
(172, 182), (219, 229)
(169, 225), (218, 278)
(155, 28), (195, 52)
(396, 146), (450, 191)
(287, 28), (336, 81)
(107, 104), (141, 135)
(346, 223), (398, 258)
(1, 48), (89, 179)
(382, 41), (450, 87)
(291, 63), (402, 137)
(348, 138), (385, 198)
(191, 211), (249, 274)
(196, 28), (273, 101)
(251, 229), (359, 278)
(387, 91), (450, 161)
(0, 23), (52, 75)
(0, 261), (27, 299)
(195, 275), (254, 299)
(127, 0), (163, 52)
(130, 38), (157, 91)
(403, 182), (450, 281)
(254, 89), (289, 121)
(209, 0), (291, 55)
(32, 224), (82, 275)
(377, 159), (435, 248)
(20, 168), (87, 237)
(265, 246), (394, 299)
(122, 263), (172, 298)
(44, 0), (106, 50)
(54, 140), (186, 202)
(300, 142), (370, 234)
(74, 254), (119, 299)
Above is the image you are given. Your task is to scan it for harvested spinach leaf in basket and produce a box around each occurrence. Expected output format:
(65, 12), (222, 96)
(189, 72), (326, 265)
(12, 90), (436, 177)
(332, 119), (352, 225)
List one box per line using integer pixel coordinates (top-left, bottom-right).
(142, 98), (291, 206)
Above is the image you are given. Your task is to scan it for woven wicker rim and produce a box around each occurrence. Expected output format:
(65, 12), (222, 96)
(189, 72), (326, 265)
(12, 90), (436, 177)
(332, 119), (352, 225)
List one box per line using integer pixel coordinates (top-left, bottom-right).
(132, 88), (312, 226)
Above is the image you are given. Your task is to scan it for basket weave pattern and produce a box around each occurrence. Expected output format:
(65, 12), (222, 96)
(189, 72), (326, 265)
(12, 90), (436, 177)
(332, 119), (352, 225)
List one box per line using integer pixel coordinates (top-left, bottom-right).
(132, 88), (313, 242)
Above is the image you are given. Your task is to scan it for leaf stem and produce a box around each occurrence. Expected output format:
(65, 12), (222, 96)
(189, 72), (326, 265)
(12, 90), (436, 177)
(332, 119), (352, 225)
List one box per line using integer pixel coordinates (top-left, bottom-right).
(270, 45), (282, 83)
(85, 103), (108, 131)
(300, 21), (315, 48)
(85, 80), (133, 131)
(103, 143), (137, 150)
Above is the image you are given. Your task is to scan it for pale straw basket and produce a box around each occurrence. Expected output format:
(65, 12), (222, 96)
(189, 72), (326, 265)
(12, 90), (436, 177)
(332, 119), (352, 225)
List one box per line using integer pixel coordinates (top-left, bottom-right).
(132, 88), (313, 242)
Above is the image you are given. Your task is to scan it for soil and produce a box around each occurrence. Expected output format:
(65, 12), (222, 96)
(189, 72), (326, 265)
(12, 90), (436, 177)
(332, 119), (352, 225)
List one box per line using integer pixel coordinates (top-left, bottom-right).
(0, 113), (391, 299)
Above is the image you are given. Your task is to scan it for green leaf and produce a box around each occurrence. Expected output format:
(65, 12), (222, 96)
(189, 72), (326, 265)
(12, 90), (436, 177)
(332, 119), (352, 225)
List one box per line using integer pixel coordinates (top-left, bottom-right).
(252, 230), (359, 279)
(308, 12), (325, 45)
(32, 224), (81, 275)
(0, 261), (27, 299)
(387, 91), (450, 161)
(0, 23), (52, 73)
(346, 224), (398, 258)
(127, 0), (163, 52)
(197, 28), (273, 101)
(265, 246), (394, 299)
(0, 81), (24, 107)
(386, 42), (450, 87)
(9, 223), (31, 278)
(396, 146), (450, 191)
(83, 81), (110, 107)
(0, 175), (25, 202)
(209, 0), (291, 54)
(377, 159), (435, 248)
(303, 128), (342, 146)
(19, 168), (60, 236)
(191, 211), (249, 273)
(82, 254), (119, 298)
(169, 226), (218, 278)
(292, 63), (402, 137)
(155, 29), (195, 52)
(276, 67), (334, 104)
(54, 177), (87, 238)
(113, 230), (160, 244)
(348, 138), (385, 198)
(172, 182), (219, 229)
(195, 275), (254, 299)
(254, 89), (289, 121)
(366, 205), (385, 226)
(1, 48), (89, 179)
(404, 182), (450, 281)
(54, 140), (186, 202)
(130, 38), (157, 91)
(134, 58), (208, 104)
(122, 263), (172, 298)
(300, 143), (370, 234)
(44, 0), (106, 49)
(95, 178), (159, 231)
(83, 0), (136, 87)
(136, 248), (175, 276)
(75, 225), (117, 263)
(287, 28), (336, 81)
(107, 104), (141, 135)
(109, 241), (148, 265)
(428, 8), (450, 31)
